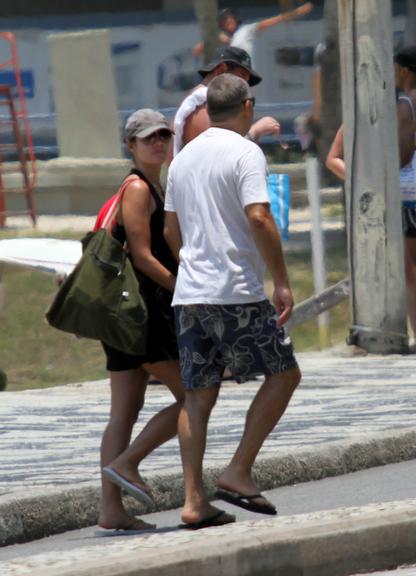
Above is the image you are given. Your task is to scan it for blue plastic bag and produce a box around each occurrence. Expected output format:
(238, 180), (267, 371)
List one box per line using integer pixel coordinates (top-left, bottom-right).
(267, 173), (291, 241)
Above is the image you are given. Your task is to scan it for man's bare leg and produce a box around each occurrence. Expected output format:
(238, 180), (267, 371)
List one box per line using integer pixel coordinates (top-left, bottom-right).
(217, 366), (301, 506)
(178, 385), (225, 524)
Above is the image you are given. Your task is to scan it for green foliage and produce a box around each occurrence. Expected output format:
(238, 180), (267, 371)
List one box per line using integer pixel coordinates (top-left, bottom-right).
(0, 263), (107, 390)
(0, 369), (7, 391)
(0, 230), (349, 390)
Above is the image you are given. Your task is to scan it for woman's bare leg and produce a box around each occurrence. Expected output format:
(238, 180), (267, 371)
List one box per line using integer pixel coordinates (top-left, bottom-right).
(98, 367), (154, 530)
(106, 360), (184, 494)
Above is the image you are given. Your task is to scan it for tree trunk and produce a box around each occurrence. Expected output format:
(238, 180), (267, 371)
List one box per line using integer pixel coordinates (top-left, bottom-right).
(404, 0), (416, 44)
(192, 0), (219, 64)
(319, 0), (343, 183)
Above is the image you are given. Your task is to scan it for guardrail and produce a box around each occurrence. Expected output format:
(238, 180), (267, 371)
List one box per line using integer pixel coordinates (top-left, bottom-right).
(0, 100), (312, 160)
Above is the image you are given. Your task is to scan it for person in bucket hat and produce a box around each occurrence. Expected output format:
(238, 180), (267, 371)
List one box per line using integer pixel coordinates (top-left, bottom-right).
(197, 45), (262, 86)
(171, 46), (279, 157)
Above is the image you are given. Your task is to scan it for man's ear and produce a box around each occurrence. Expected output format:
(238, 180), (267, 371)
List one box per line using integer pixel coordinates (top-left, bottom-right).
(242, 99), (253, 118)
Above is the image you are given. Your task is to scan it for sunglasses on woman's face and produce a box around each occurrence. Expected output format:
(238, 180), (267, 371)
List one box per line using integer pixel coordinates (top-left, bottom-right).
(140, 129), (172, 145)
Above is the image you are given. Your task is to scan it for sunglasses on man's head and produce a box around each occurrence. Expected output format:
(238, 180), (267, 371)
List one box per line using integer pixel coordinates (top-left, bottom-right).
(140, 129), (172, 144)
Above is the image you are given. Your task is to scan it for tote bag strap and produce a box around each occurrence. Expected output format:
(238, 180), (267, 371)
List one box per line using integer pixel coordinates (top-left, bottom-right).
(101, 174), (140, 231)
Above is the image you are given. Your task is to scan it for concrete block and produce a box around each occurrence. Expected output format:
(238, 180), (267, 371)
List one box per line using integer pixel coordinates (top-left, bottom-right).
(48, 30), (122, 159)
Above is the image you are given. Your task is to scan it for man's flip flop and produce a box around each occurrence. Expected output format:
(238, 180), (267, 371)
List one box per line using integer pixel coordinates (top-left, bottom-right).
(179, 510), (236, 530)
(215, 489), (277, 516)
(103, 467), (154, 507)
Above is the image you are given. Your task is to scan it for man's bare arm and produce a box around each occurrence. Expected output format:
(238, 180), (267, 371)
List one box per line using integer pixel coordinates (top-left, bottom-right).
(182, 105), (210, 146)
(256, 2), (313, 32)
(245, 202), (293, 325)
(192, 33), (230, 56)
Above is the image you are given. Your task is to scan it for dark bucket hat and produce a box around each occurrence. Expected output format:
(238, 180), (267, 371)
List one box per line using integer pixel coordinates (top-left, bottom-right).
(198, 46), (262, 86)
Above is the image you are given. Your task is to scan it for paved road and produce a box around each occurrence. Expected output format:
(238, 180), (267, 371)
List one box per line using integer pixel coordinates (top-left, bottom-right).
(1, 351), (415, 503)
(1, 459), (415, 563)
(1, 350), (415, 576)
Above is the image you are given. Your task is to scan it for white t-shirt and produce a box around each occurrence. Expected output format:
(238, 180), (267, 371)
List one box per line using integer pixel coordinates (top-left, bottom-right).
(173, 85), (208, 157)
(230, 23), (257, 59)
(165, 127), (270, 306)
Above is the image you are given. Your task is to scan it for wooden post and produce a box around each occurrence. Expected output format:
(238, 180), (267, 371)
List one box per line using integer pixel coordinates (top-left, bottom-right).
(192, 0), (219, 64)
(338, 0), (408, 353)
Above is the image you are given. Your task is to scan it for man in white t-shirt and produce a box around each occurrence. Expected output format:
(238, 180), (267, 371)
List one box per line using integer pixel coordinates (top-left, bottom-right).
(164, 74), (301, 529)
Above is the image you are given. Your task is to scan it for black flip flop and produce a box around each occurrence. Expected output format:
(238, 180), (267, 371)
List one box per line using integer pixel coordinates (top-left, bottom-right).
(215, 489), (277, 516)
(179, 509), (236, 530)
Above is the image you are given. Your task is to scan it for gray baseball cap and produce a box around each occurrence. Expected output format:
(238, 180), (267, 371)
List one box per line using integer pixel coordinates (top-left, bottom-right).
(125, 108), (173, 140)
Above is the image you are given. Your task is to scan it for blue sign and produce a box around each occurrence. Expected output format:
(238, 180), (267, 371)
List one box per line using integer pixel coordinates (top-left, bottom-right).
(0, 70), (35, 99)
(268, 173), (291, 242)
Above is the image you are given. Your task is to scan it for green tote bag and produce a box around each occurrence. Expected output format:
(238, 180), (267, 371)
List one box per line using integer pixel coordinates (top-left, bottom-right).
(46, 176), (148, 355)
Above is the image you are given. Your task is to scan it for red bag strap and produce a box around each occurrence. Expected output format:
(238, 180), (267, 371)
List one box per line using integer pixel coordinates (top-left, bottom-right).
(101, 174), (139, 231)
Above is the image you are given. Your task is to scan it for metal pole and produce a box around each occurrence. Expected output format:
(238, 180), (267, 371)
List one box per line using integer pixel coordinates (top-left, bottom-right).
(305, 156), (330, 348)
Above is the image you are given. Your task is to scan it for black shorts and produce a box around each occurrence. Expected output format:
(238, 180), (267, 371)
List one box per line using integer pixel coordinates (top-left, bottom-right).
(402, 204), (416, 238)
(103, 284), (178, 372)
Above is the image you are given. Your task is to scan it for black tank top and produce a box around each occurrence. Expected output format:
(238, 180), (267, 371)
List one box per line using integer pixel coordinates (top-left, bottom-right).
(112, 168), (178, 280)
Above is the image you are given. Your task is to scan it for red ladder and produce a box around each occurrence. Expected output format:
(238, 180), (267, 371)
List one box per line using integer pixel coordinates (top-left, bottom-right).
(0, 32), (37, 227)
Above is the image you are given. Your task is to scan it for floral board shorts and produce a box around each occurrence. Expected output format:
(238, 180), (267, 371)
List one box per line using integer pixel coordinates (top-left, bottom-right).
(174, 300), (298, 390)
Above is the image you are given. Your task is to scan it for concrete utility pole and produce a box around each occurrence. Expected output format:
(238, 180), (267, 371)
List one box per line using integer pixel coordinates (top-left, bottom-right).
(338, 0), (408, 353)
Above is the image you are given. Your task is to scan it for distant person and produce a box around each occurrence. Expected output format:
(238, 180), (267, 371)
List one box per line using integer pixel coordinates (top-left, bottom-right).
(192, 3), (313, 60)
(326, 44), (416, 334)
(97, 109), (184, 532)
(325, 124), (344, 180)
(164, 74), (301, 529)
(295, 42), (326, 154)
(395, 46), (416, 335)
(172, 46), (280, 158)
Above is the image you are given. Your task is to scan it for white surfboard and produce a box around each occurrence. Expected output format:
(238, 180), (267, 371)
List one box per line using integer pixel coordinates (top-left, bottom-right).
(0, 238), (82, 276)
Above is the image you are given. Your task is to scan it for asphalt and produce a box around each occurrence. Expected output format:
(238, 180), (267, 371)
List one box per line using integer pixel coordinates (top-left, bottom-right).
(1, 349), (416, 575)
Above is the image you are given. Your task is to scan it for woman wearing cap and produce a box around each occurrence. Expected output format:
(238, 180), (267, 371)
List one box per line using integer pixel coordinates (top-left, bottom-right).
(98, 109), (183, 532)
